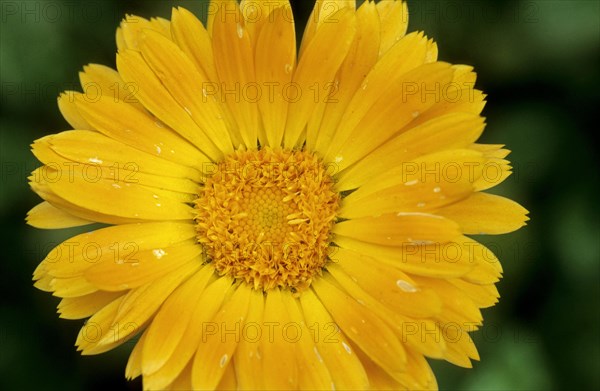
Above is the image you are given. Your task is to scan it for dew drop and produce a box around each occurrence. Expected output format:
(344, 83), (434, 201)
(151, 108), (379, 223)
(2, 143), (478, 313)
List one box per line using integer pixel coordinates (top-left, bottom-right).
(152, 249), (166, 259)
(284, 63), (293, 74)
(202, 88), (208, 97)
(313, 346), (323, 362)
(361, 82), (368, 90)
(88, 157), (103, 164)
(236, 23), (244, 38)
(342, 341), (352, 354)
(404, 179), (418, 186)
(433, 186), (441, 193)
(219, 354), (228, 368)
(112, 183), (121, 189)
(154, 144), (162, 155)
(183, 106), (192, 116)
(412, 111), (420, 118)
(396, 279), (418, 293)
(334, 155), (343, 163)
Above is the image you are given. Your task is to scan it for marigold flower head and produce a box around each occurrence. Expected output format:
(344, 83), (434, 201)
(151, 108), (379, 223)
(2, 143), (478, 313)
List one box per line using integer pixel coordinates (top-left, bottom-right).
(28, 1), (528, 389)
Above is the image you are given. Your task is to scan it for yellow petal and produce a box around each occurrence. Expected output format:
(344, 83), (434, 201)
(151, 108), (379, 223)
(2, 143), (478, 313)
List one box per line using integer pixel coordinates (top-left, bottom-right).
(119, 14), (171, 51)
(142, 275), (234, 390)
(325, 264), (446, 359)
(58, 291), (123, 319)
(334, 236), (475, 278)
(437, 192), (529, 234)
(212, 2), (260, 148)
(84, 240), (202, 291)
(330, 247), (442, 318)
(283, 7), (356, 148)
(171, 7), (219, 83)
(27, 201), (93, 229)
(450, 278), (499, 309)
(334, 212), (461, 246)
(140, 30), (235, 155)
(116, 49), (222, 160)
(310, 1), (380, 154)
(74, 95), (209, 172)
(125, 329), (148, 380)
(376, 0), (409, 56)
(34, 165), (193, 221)
(50, 275), (98, 297)
(191, 284), (252, 390)
(280, 292), (334, 390)
(34, 222), (196, 281)
(57, 91), (92, 130)
(322, 31), (435, 160)
(97, 261), (200, 347)
(233, 289), (265, 390)
(45, 129), (203, 182)
(261, 288), (298, 390)
(75, 295), (125, 353)
(338, 149), (487, 218)
(141, 266), (215, 376)
(412, 65), (486, 125)
(326, 62), (455, 170)
(78, 63), (145, 111)
(335, 112), (485, 191)
(312, 275), (408, 380)
(254, 3), (296, 148)
(299, 288), (369, 390)
(300, 0), (355, 57)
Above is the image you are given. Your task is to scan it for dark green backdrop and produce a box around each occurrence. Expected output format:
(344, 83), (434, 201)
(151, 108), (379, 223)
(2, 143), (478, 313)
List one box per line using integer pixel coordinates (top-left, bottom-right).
(1, 0), (598, 390)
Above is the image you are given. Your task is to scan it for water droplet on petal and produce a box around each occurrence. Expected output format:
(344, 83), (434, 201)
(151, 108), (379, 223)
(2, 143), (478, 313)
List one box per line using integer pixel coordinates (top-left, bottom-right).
(284, 63), (293, 74)
(433, 186), (441, 193)
(184, 106), (192, 116)
(236, 23), (244, 38)
(112, 183), (121, 189)
(152, 249), (166, 259)
(342, 341), (352, 354)
(219, 354), (228, 368)
(412, 111), (420, 118)
(404, 179), (418, 186)
(396, 279), (418, 292)
(88, 157), (103, 164)
(313, 346), (323, 362)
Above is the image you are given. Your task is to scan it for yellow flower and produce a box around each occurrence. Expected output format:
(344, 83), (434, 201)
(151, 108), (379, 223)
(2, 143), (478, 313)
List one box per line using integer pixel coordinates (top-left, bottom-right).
(28, 1), (529, 390)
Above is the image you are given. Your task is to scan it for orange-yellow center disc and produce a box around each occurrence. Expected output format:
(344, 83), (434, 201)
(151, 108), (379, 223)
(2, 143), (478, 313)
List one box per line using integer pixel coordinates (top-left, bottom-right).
(194, 148), (340, 291)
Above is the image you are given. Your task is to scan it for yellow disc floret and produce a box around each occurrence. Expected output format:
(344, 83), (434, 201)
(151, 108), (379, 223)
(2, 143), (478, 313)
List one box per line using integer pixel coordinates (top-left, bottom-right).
(194, 148), (339, 291)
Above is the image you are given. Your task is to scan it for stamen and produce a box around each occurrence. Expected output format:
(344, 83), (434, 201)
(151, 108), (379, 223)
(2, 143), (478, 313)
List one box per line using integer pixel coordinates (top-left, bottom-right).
(194, 148), (340, 291)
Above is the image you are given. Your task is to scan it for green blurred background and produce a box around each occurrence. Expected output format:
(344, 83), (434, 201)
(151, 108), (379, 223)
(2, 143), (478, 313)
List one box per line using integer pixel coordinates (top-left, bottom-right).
(1, 0), (598, 390)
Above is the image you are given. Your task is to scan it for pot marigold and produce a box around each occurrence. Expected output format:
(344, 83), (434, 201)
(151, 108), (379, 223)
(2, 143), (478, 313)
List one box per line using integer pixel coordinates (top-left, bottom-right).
(28, 1), (528, 389)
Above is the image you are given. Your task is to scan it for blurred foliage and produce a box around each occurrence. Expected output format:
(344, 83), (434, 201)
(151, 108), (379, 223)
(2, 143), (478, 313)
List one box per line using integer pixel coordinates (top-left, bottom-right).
(1, 0), (598, 390)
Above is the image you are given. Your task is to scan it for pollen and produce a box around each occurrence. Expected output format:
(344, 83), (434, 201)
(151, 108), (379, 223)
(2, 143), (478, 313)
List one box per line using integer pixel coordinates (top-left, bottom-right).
(194, 148), (340, 291)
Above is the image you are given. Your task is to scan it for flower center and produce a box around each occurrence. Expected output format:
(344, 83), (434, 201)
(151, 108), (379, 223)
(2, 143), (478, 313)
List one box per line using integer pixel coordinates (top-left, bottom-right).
(194, 148), (340, 291)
